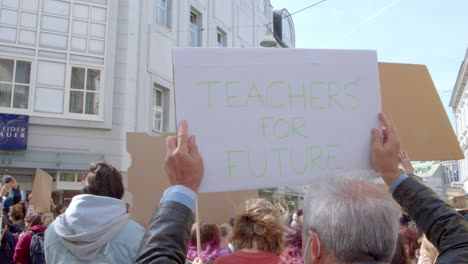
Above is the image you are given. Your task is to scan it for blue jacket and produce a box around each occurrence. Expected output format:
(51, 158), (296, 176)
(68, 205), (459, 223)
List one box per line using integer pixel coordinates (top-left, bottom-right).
(1, 187), (21, 208)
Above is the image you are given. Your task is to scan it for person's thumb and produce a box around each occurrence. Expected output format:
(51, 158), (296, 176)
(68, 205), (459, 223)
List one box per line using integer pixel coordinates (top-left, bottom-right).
(188, 136), (200, 157)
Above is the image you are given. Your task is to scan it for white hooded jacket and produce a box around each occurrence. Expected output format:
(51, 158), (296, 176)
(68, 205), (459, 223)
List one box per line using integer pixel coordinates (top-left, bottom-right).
(44, 194), (145, 264)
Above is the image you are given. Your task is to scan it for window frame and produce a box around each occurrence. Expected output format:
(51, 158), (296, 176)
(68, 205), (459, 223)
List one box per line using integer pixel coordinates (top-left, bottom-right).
(0, 0), (110, 124)
(189, 8), (202, 47)
(0, 56), (33, 111)
(64, 64), (105, 118)
(216, 27), (227, 47)
(154, 0), (171, 29)
(152, 86), (164, 133)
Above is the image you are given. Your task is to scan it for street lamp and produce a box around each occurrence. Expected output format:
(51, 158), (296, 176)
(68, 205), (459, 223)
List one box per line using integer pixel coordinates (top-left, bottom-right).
(260, 26), (277, 47)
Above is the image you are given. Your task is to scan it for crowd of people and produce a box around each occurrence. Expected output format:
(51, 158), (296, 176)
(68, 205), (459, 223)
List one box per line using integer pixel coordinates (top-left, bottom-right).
(0, 113), (467, 264)
(0, 177), (60, 264)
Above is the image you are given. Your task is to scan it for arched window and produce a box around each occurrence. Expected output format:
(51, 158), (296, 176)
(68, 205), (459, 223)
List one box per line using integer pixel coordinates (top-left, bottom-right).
(273, 9), (295, 48)
(282, 18), (292, 44)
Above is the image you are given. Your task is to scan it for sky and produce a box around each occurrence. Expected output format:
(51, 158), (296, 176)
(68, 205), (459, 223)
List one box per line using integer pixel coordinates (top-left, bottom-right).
(270, 0), (468, 125)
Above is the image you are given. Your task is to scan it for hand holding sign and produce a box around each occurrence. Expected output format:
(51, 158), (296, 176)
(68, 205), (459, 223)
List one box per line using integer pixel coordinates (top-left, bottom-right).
(371, 113), (401, 186)
(165, 121), (204, 193)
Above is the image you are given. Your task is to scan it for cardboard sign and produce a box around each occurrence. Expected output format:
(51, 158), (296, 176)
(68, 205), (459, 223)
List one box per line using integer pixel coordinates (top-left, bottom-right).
(126, 133), (258, 226)
(379, 63), (463, 161)
(0, 113), (29, 150)
(31, 169), (53, 213)
(173, 48), (382, 192)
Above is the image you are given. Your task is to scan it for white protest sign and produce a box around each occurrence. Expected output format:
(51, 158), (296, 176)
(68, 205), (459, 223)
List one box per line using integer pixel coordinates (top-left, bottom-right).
(173, 48), (381, 193)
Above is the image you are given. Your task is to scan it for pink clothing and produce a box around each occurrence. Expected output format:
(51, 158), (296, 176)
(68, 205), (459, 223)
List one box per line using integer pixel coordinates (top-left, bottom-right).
(215, 251), (280, 264)
(14, 225), (46, 264)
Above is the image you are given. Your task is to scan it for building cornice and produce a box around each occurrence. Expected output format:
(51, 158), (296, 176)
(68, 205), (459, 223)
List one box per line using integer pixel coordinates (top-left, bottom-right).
(449, 48), (468, 111)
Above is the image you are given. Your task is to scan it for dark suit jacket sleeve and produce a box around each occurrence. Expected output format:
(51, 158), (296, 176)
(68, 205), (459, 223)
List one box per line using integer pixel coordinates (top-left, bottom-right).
(134, 201), (194, 264)
(392, 176), (468, 264)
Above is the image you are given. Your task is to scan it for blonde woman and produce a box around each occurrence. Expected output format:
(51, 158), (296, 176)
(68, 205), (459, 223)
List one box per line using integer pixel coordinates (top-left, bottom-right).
(215, 199), (287, 264)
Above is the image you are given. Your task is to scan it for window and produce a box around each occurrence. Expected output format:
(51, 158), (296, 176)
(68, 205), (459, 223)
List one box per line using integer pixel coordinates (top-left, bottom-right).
(60, 172), (76, 182)
(34, 60), (67, 114)
(282, 18), (292, 44)
(189, 9), (201, 47)
(71, 3), (107, 55)
(216, 28), (226, 47)
(155, 0), (171, 28)
(0, 58), (31, 109)
(69, 67), (101, 115)
(153, 86), (164, 132)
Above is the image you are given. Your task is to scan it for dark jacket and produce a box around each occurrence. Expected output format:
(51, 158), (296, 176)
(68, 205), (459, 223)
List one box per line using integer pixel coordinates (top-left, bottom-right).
(0, 230), (16, 264)
(134, 201), (194, 264)
(393, 175), (468, 264)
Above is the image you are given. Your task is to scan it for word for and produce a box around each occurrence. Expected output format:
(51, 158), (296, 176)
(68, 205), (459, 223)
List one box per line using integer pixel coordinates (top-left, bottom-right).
(260, 116), (308, 139)
(196, 80), (360, 110)
(226, 144), (343, 178)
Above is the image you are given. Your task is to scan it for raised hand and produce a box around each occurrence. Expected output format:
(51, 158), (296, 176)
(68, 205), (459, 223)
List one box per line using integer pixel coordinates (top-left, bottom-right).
(164, 120), (204, 193)
(371, 113), (401, 186)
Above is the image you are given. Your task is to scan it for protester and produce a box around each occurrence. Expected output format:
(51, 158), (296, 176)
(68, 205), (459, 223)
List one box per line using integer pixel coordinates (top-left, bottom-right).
(299, 113), (468, 264)
(290, 212), (298, 227)
(13, 213), (46, 264)
(281, 219), (303, 264)
(0, 176), (22, 209)
(8, 203), (25, 235)
(214, 199), (287, 264)
(302, 172), (400, 263)
(186, 223), (228, 263)
(53, 203), (67, 218)
(44, 161), (145, 263)
(371, 113), (468, 262)
(0, 216), (16, 264)
(41, 213), (55, 228)
(135, 121), (203, 264)
(134, 115), (468, 264)
(25, 193), (37, 217)
(218, 223), (233, 252)
(290, 209), (303, 228)
(399, 226), (419, 264)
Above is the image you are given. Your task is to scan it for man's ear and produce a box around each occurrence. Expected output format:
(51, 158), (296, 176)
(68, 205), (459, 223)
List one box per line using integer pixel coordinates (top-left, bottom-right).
(308, 230), (322, 261)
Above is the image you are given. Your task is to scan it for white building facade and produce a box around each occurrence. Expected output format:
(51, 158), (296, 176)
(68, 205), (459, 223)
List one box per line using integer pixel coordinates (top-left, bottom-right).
(0, 0), (295, 202)
(449, 48), (468, 193)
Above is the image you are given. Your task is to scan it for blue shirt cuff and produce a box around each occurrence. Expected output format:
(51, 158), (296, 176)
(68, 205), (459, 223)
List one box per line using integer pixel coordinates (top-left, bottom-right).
(389, 173), (409, 193)
(160, 185), (196, 212)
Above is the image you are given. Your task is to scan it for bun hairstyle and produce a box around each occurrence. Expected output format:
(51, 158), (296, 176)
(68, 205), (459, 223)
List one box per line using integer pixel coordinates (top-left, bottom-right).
(81, 162), (124, 199)
(232, 199), (287, 255)
(25, 213), (43, 230)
